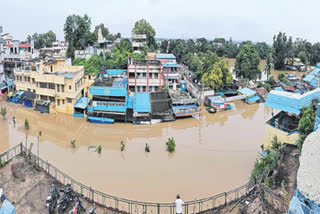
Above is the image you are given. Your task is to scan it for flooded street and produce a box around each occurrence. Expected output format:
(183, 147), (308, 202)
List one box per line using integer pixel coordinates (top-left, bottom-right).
(0, 100), (271, 203)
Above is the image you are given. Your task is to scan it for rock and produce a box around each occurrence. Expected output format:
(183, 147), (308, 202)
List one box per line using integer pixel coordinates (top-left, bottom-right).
(297, 129), (320, 205)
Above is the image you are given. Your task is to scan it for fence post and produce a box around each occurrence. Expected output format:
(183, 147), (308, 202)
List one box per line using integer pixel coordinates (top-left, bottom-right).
(157, 203), (160, 214)
(20, 143), (22, 154)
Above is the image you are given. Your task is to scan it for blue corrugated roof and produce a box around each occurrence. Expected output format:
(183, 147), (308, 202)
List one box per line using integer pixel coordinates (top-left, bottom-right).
(134, 93), (151, 113)
(274, 87), (284, 91)
(265, 88), (320, 114)
(303, 74), (315, 82)
(106, 69), (127, 75)
(311, 68), (320, 76)
(74, 97), (90, 109)
(65, 74), (73, 79)
(162, 63), (180, 68)
(247, 95), (260, 103)
(209, 96), (225, 104)
(310, 79), (319, 88)
(112, 78), (128, 87)
(156, 54), (176, 59)
(238, 87), (256, 97)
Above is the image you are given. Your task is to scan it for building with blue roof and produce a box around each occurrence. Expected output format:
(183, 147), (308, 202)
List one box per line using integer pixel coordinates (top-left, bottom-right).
(237, 87), (260, 104)
(156, 53), (180, 89)
(303, 69), (320, 89)
(263, 88), (320, 149)
(87, 75), (128, 123)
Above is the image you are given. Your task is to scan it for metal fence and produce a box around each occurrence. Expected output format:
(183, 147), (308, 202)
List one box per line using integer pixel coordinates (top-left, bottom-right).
(1, 143), (260, 214)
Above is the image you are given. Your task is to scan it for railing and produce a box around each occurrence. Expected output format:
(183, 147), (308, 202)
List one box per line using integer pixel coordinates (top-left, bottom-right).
(0, 143), (261, 214)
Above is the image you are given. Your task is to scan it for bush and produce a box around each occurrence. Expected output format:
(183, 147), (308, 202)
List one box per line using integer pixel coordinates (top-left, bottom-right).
(97, 145), (102, 154)
(271, 135), (282, 152)
(145, 143), (150, 152)
(264, 83), (271, 92)
(166, 137), (176, 153)
(0, 107), (6, 119)
(70, 139), (76, 148)
(0, 161), (5, 168)
(120, 141), (125, 151)
(251, 152), (277, 180)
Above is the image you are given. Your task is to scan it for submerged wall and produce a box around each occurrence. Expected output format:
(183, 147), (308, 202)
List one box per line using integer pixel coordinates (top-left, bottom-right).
(263, 123), (300, 150)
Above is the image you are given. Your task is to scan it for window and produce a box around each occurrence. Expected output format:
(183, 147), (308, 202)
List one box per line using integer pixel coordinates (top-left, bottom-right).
(20, 76), (22, 81)
(37, 65), (40, 71)
(67, 98), (72, 103)
(33, 90), (35, 93)
(32, 78), (35, 83)
(89, 75), (91, 80)
(24, 77), (27, 82)
(48, 83), (55, 90)
(61, 85), (65, 92)
(50, 65), (53, 72)
(57, 85), (60, 92)
(27, 88), (31, 92)
(62, 99), (65, 105)
(28, 77), (30, 82)
(40, 82), (47, 88)
(69, 85), (72, 90)
(57, 99), (60, 106)
(155, 73), (159, 79)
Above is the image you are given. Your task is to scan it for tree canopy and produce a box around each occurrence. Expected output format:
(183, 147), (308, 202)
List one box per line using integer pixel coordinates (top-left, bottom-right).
(64, 14), (96, 58)
(201, 60), (233, 89)
(132, 19), (157, 50)
(235, 44), (261, 80)
(27, 31), (56, 49)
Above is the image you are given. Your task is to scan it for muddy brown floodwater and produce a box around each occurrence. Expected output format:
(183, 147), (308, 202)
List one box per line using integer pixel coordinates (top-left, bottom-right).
(0, 100), (272, 203)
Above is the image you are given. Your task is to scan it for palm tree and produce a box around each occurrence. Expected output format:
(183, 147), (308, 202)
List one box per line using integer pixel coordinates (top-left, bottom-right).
(24, 119), (30, 149)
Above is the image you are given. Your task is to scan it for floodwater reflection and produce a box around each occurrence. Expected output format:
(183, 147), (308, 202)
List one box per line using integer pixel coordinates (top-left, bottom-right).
(0, 100), (268, 202)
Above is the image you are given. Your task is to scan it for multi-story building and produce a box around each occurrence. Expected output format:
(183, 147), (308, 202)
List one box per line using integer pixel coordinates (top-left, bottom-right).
(132, 34), (147, 53)
(0, 26), (4, 82)
(88, 73), (128, 124)
(127, 59), (164, 92)
(155, 54), (180, 89)
(14, 58), (84, 114)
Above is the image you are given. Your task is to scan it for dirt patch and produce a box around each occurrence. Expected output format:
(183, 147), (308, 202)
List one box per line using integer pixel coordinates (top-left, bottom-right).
(11, 162), (26, 182)
(0, 155), (119, 214)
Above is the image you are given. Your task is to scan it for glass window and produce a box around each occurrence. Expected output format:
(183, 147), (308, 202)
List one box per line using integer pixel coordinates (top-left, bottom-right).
(57, 99), (60, 106)
(57, 85), (60, 92)
(67, 98), (72, 103)
(69, 85), (71, 90)
(62, 99), (65, 105)
(61, 85), (64, 92)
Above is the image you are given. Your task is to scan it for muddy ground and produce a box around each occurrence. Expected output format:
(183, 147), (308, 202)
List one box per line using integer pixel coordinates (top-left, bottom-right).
(0, 155), (118, 214)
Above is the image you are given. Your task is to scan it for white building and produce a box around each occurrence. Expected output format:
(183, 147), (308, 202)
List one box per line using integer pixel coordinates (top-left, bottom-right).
(0, 26), (4, 82)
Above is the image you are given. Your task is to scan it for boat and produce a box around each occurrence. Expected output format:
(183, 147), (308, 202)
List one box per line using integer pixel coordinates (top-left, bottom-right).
(206, 107), (217, 114)
(207, 96), (232, 112)
(88, 116), (114, 124)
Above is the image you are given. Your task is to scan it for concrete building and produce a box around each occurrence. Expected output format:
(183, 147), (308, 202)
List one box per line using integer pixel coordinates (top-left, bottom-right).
(263, 88), (320, 149)
(0, 26), (4, 82)
(40, 41), (67, 58)
(128, 59), (164, 93)
(14, 58), (84, 114)
(132, 34), (146, 53)
(156, 54), (180, 89)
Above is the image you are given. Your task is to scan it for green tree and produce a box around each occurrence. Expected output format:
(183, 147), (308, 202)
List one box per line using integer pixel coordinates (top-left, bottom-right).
(202, 60), (233, 89)
(235, 44), (261, 80)
(27, 31), (57, 49)
(298, 51), (308, 64)
(160, 40), (169, 53)
(132, 19), (157, 50)
(94, 23), (109, 39)
(70, 139), (77, 148)
(0, 107), (6, 119)
(199, 51), (219, 77)
(166, 137), (176, 153)
(265, 52), (273, 80)
(255, 42), (272, 59)
(298, 103), (317, 142)
(64, 14), (93, 58)
(273, 32), (293, 69)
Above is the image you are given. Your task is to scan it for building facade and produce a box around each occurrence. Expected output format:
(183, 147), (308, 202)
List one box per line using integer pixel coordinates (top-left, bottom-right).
(0, 26), (4, 82)
(128, 60), (163, 92)
(132, 34), (146, 53)
(156, 54), (180, 89)
(14, 58), (84, 114)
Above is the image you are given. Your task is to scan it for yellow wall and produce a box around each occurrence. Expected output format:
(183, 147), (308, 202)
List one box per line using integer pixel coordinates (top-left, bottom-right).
(83, 73), (96, 98)
(264, 124), (300, 150)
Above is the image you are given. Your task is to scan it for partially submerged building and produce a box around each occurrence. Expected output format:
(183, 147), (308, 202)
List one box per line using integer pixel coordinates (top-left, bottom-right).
(264, 88), (320, 149)
(170, 90), (201, 118)
(88, 74), (128, 124)
(128, 60), (163, 92)
(238, 87), (260, 104)
(14, 58), (84, 114)
(156, 54), (180, 89)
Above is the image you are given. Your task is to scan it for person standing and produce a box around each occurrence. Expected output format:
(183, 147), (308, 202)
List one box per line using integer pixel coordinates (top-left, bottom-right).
(175, 194), (184, 214)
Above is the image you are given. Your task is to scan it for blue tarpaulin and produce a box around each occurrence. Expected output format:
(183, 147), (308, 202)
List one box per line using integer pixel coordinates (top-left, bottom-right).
(156, 54), (176, 59)
(172, 104), (198, 111)
(289, 189), (320, 214)
(134, 93), (151, 113)
(106, 69), (127, 75)
(311, 68), (320, 76)
(0, 200), (16, 214)
(274, 87), (284, 91)
(303, 74), (315, 82)
(161, 63), (180, 68)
